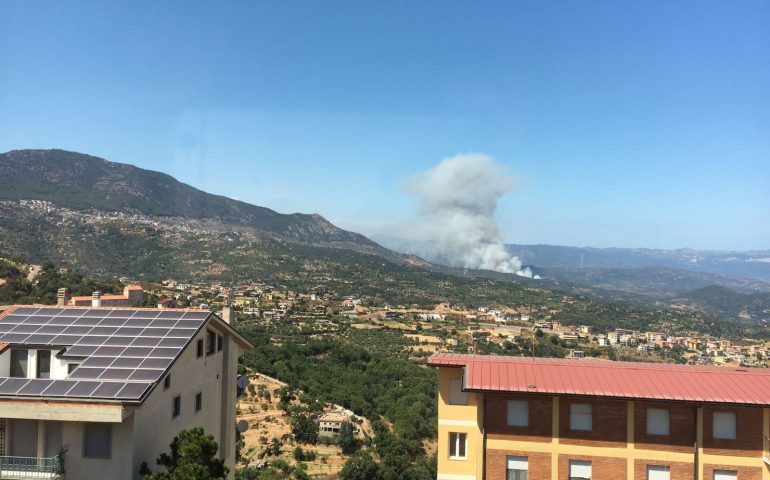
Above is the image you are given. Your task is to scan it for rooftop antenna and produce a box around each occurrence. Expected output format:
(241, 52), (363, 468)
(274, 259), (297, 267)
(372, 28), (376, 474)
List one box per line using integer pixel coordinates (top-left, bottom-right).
(532, 329), (536, 359)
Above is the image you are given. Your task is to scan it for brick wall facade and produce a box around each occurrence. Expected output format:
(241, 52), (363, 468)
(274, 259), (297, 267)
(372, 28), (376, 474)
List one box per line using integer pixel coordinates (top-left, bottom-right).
(702, 464), (762, 480)
(557, 453), (626, 480)
(633, 459), (694, 480)
(702, 406), (763, 456)
(559, 398), (627, 447)
(486, 449), (550, 480)
(634, 401), (696, 453)
(485, 393), (552, 443)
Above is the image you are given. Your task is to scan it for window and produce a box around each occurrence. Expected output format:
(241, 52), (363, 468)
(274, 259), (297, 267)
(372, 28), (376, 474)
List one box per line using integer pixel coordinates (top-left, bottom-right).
(196, 339), (204, 358)
(10, 349), (28, 378)
(195, 392), (202, 412)
(206, 330), (216, 355)
(217, 334), (223, 352)
(164, 375), (171, 390)
(713, 471), (737, 480)
(36, 350), (51, 379)
(570, 403), (592, 431)
(67, 363), (79, 374)
(449, 378), (468, 405)
(507, 400), (529, 427)
(713, 411), (736, 440)
(448, 432), (467, 459)
(83, 424), (111, 458)
(647, 465), (670, 480)
(569, 460), (591, 480)
(172, 395), (181, 418)
(646, 408), (669, 436)
(506, 456), (528, 480)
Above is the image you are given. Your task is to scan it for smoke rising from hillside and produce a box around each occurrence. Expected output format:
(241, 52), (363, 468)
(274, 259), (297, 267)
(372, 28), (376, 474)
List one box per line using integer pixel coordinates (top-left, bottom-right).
(400, 153), (536, 278)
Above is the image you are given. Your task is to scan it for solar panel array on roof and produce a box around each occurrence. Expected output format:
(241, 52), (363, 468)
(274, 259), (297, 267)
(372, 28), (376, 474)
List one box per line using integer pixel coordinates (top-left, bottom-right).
(0, 307), (210, 402)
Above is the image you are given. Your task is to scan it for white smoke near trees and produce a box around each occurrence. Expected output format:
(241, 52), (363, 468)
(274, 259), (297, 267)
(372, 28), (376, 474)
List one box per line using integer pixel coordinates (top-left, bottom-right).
(398, 153), (538, 278)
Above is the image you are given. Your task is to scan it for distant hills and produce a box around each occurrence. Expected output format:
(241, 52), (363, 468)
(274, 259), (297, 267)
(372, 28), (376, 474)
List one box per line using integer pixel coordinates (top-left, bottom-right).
(0, 148), (767, 332)
(507, 244), (770, 283)
(669, 286), (770, 323)
(0, 149), (401, 260)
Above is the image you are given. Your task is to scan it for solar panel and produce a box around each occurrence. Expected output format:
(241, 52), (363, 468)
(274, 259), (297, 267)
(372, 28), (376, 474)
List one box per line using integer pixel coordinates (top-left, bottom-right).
(38, 325), (67, 335)
(68, 367), (105, 379)
(0, 306), (212, 402)
(24, 334), (57, 345)
(131, 337), (161, 347)
(62, 326), (93, 335)
(100, 369), (133, 381)
(41, 380), (77, 397)
(0, 333), (30, 343)
(51, 335), (85, 345)
(149, 347), (180, 358)
(68, 381), (101, 397)
(103, 336), (135, 347)
(149, 319), (178, 328)
(97, 317), (127, 327)
(21, 315), (52, 324)
(121, 347), (153, 357)
(91, 382), (124, 398)
(129, 369), (164, 381)
(158, 337), (188, 348)
(0, 378), (31, 394)
(111, 357), (143, 369)
(115, 327), (145, 336)
(63, 345), (98, 357)
(116, 382), (150, 399)
(140, 357), (173, 369)
(12, 324), (40, 334)
(71, 317), (101, 326)
(81, 356), (115, 368)
(18, 379), (52, 395)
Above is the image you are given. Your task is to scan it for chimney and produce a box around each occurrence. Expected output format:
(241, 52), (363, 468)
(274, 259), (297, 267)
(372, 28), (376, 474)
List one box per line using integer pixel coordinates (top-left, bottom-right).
(57, 288), (70, 307)
(92, 291), (102, 308)
(472, 338), (479, 355)
(221, 288), (234, 325)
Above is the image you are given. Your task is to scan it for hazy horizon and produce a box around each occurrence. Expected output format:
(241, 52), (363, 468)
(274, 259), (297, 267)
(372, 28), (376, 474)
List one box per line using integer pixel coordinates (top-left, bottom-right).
(2, 1), (768, 251)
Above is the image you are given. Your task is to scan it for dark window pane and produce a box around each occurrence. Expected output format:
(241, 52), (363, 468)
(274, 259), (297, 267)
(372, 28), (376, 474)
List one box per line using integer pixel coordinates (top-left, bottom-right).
(84, 424), (111, 458)
(10, 349), (28, 378)
(37, 350), (51, 379)
(172, 395), (181, 417)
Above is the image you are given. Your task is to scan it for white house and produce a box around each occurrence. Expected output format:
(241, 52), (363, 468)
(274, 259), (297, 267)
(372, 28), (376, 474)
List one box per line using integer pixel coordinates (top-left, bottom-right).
(0, 305), (252, 479)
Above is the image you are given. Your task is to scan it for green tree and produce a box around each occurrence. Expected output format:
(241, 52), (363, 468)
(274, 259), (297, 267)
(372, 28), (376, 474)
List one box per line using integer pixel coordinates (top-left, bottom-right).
(339, 451), (382, 480)
(337, 421), (357, 454)
(290, 414), (319, 444)
(141, 427), (228, 480)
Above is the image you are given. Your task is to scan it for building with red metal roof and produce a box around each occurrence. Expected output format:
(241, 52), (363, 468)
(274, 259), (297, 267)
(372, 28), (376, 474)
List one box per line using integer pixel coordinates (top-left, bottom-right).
(428, 352), (770, 480)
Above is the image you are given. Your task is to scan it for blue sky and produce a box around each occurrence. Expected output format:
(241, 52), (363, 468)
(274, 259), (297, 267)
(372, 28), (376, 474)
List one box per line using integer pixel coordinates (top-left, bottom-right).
(1, 1), (768, 250)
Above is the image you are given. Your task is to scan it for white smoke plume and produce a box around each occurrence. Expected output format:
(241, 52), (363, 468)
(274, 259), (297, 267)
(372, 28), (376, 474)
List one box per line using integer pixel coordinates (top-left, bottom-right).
(399, 153), (537, 278)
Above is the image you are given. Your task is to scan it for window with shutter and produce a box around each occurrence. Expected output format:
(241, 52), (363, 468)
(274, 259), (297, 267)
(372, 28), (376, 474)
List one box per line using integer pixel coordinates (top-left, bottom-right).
(507, 400), (529, 427)
(570, 403), (592, 431)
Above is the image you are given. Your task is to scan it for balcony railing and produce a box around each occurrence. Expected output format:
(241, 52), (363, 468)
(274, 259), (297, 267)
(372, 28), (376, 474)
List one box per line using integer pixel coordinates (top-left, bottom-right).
(0, 455), (63, 479)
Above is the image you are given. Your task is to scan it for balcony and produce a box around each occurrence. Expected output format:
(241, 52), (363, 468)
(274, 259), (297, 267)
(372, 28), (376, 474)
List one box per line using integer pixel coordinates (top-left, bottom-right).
(0, 455), (63, 479)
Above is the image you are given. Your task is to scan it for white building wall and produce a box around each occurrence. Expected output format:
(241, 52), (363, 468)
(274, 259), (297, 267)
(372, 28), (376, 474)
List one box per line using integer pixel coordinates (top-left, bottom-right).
(131, 320), (238, 479)
(61, 417), (135, 479)
(0, 349), (10, 377)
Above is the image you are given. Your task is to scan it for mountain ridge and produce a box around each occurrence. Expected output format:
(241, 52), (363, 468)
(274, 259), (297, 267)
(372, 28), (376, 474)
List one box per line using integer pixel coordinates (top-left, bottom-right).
(0, 149), (405, 260)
